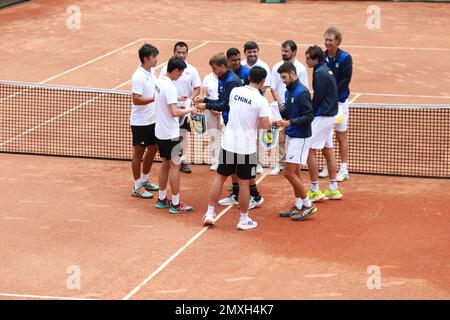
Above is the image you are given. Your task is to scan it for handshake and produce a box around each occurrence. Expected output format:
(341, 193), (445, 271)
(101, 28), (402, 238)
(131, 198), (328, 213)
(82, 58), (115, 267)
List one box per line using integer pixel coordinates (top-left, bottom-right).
(177, 96), (204, 115)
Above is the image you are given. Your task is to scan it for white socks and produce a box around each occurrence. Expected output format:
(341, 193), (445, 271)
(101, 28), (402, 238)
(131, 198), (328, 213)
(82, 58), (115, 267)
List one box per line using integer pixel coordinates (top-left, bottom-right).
(140, 173), (150, 183)
(340, 163), (348, 172)
(311, 181), (320, 192)
(240, 212), (249, 223)
(295, 197), (312, 209)
(172, 194), (180, 206)
(159, 189), (167, 200)
(207, 205), (215, 214)
(329, 180), (338, 191)
(134, 179), (141, 190)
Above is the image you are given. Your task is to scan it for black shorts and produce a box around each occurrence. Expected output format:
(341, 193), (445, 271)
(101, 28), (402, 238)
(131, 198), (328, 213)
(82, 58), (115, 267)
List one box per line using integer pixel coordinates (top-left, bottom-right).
(217, 148), (257, 180)
(131, 124), (157, 147)
(157, 138), (182, 160)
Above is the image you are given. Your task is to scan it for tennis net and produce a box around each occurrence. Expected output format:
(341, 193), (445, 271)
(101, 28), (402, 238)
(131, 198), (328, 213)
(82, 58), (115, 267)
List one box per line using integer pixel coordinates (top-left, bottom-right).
(1, 80), (449, 178)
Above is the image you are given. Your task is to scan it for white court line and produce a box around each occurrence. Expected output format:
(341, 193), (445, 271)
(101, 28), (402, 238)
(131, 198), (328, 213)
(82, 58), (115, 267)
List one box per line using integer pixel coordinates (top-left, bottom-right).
(112, 41), (210, 90)
(0, 293), (98, 300)
(349, 93), (362, 103)
(39, 38), (145, 84)
(0, 38), (145, 104)
(122, 174), (267, 300)
(141, 37), (450, 52)
(352, 92), (450, 99)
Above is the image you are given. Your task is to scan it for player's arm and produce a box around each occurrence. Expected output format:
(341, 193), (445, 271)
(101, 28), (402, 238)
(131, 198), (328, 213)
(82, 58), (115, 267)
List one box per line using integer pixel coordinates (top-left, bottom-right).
(132, 93), (154, 105)
(288, 90), (314, 126)
(169, 103), (195, 117)
(312, 71), (327, 113)
(337, 55), (353, 92)
(190, 86), (201, 100)
(204, 81), (240, 112)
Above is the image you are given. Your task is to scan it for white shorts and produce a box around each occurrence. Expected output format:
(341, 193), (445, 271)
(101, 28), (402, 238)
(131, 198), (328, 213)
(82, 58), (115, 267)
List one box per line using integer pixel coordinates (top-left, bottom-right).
(335, 99), (349, 132)
(285, 136), (310, 165)
(310, 116), (335, 150)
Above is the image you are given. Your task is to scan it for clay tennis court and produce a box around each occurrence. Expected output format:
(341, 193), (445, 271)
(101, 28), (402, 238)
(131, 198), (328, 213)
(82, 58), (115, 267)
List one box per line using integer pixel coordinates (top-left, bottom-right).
(1, 0), (449, 300)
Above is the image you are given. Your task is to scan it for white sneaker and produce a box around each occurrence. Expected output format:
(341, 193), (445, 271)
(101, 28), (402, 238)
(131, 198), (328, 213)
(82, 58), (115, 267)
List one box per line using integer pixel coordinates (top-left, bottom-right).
(319, 167), (329, 178)
(237, 218), (258, 231)
(256, 164), (264, 174)
(203, 212), (216, 226)
(218, 194), (239, 206)
(336, 170), (350, 182)
(270, 165), (281, 175)
(209, 163), (218, 171)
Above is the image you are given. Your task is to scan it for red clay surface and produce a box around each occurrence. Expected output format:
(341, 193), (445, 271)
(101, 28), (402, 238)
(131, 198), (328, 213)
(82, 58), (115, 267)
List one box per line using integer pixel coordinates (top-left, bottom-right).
(1, 0), (450, 300)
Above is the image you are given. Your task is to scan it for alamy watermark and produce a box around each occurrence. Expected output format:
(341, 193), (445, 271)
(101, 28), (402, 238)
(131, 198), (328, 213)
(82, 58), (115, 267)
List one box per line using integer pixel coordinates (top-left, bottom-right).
(66, 5), (81, 31)
(367, 5), (381, 30)
(66, 265), (81, 290)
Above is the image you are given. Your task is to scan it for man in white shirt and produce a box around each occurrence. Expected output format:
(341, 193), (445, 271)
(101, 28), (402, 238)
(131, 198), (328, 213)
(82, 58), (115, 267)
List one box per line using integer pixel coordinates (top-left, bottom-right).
(201, 72), (221, 171)
(241, 41), (272, 174)
(198, 66), (272, 231)
(159, 41), (202, 174)
(155, 57), (197, 214)
(270, 40), (309, 175)
(130, 44), (160, 199)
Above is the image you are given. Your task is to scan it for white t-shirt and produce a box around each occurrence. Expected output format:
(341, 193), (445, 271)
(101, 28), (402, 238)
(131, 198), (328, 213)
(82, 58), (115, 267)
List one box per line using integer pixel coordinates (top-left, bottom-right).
(159, 61), (201, 98)
(271, 59), (309, 103)
(241, 58), (271, 88)
(221, 86), (270, 155)
(130, 66), (157, 125)
(202, 72), (219, 100)
(154, 76), (180, 140)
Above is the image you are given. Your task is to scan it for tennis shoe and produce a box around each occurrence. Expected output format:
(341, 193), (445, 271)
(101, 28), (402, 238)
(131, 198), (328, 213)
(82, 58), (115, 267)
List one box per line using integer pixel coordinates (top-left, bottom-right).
(155, 197), (170, 209)
(218, 194), (238, 206)
(323, 188), (343, 200)
(203, 212), (216, 226)
(237, 218), (258, 231)
(319, 167), (329, 178)
(291, 205), (317, 221)
(307, 190), (326, 202)
(131, 185), (153, 199)
(169, 202), (194, 214)
(336, 170), (350, 182)
(141, 180), (159, 191)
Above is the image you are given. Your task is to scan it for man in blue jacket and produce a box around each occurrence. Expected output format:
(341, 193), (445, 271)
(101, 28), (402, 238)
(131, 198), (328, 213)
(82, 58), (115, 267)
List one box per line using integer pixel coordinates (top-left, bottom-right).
(195, 53), (264, 209)
(305, 45), (342, 203)
(320, 27), (353, 182)
(276, 62), (316, 221)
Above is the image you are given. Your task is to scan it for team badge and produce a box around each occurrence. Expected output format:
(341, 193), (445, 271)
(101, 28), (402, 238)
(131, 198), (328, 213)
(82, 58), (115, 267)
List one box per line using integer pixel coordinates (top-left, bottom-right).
(260, 125), (279, 150)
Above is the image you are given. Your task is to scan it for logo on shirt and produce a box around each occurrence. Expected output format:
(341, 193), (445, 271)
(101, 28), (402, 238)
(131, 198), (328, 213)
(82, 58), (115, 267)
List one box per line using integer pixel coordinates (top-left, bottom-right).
(291, 97), (294, 103)
(234, 95), (252, 105)
(335, 63), (339, 68)
(328, 70), (334, 75)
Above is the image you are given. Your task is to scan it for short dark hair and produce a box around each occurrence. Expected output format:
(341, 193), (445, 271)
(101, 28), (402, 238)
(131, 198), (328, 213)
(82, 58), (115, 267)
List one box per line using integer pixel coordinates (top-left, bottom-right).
(167, 56), (187, 73)
(226, 47), (241, 58)
(305, 45), (324, 63)
(209, 53), (228, 67)
(244, 41), (259, 52)
(174, 41), (188, 52)
(277, 62), (297, 75)
(139, 43), (159, 64)
(249, 66), (267, 84)
(282, 40), (297, 52)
